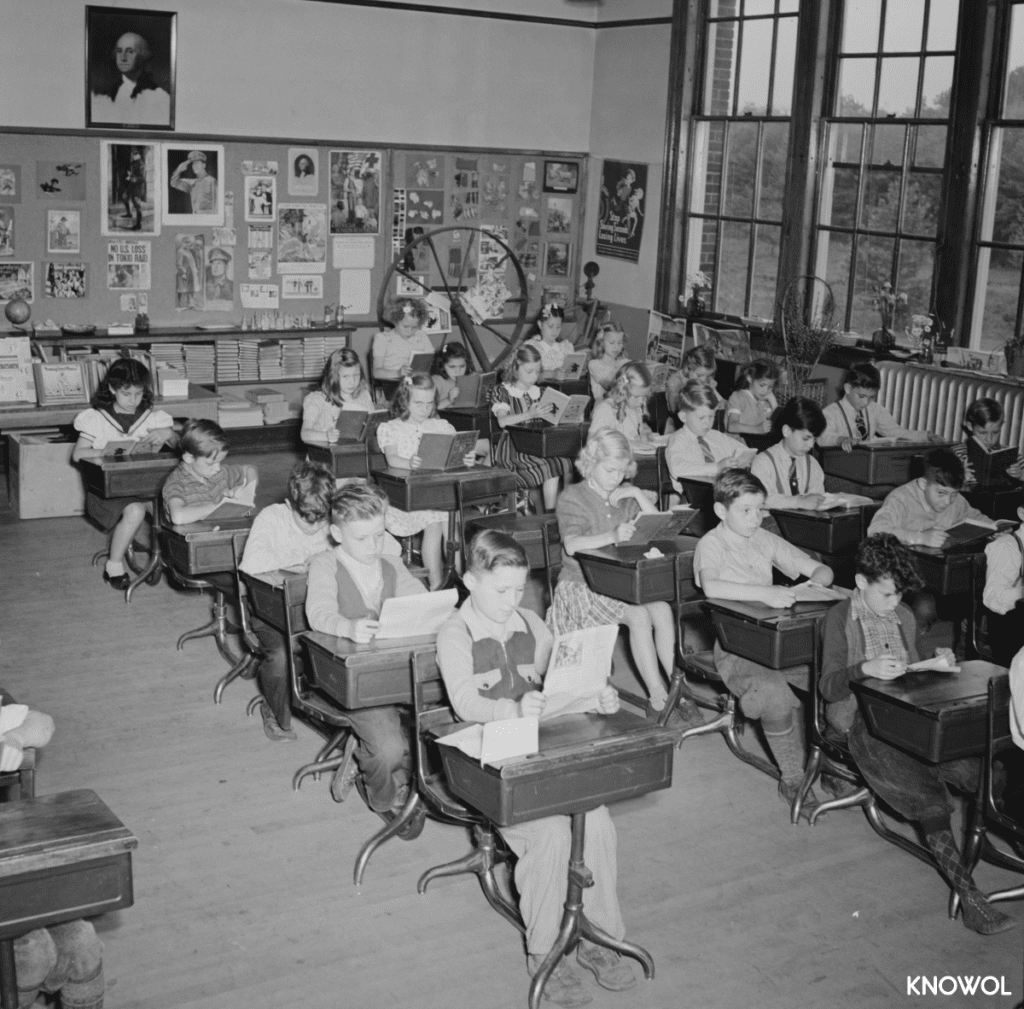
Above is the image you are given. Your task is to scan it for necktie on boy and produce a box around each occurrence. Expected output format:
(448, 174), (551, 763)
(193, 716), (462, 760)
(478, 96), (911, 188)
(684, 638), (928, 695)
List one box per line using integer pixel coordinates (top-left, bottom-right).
(855, 408), (869, 439)
(789, 457), (800, 496)
(697, 435), (714, 464)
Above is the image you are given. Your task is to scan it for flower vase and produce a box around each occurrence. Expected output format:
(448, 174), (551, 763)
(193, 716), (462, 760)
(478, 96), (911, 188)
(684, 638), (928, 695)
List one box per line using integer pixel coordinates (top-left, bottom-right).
(687, 287), (706, 318)
(872, 327), (897, 354)
(1007, 345), (1024, 378)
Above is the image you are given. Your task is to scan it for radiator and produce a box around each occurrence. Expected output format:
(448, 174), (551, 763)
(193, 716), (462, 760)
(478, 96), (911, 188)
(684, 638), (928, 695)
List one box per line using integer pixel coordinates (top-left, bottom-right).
(877, 362), (1024, 454)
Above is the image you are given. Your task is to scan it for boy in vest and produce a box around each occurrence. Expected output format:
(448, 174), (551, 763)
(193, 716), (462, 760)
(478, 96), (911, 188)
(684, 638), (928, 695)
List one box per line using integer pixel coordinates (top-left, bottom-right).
(820, 533), (1014, 935)
(305, 483), (426, 830)
(983, 503), (1024, 666)
(436, 529), (633, 1007)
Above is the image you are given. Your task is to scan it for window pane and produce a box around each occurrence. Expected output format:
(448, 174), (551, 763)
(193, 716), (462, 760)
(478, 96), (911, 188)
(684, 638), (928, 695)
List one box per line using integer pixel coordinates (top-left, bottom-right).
(877, 56), (920, 116)
(913, 124), (947, 167)
(695, 121), (728, 215)
(833, 122), (864, 163)
(704, 22), (737, 115)
(725, 122), (759, 216)
(778, 0), (799, 13)
(860, 169), (901, 230)
(884, 0), (924, 52)
(897, 239), (935, 315)
(827, 167), (861, 228)
(758, 123), (789, 220)
(994, 129), (1024, 246)
(736, 18), (773, 114)
(842, 0), (881, 53)
(686, 217), (719, 291)
(869, 123), (905, 166)
(926, 0), (958, 51)
(977, 248), (1023, 351)
(744, 0), (775, 15)
(771, 16), (797, 115)
(836, 58), (877, 116)
(921, 56), (954, 117)
(820, 231), (853, 328)
(1004, 5), (1024, 118)
(852, 235), (896, 333)
(902, 171), (941, 236)
(751, 224), (781, 318)
(718, 222), (751, 315)
(707, 0), (739, 16)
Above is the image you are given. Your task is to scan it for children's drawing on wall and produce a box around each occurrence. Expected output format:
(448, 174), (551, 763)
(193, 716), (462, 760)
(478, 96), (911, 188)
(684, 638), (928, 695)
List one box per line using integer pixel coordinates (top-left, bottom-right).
(406, 190), (444, 224)
(37, 162), (88, 201)
(596, 159), (647, 264)
(481, 174), (508, 218)
(407, 155), (445, 189)
(44, 262), (87, 298)
(248, 250), (272, 280)
(47, 210), (81, 254)
(0, 262), (34, 303)
(519, 162), (539, 201)
(546, 197), (572, 235)
(0, 166), (19, 201)
(101, 142), (158, 236)
(287, 148), (319, 198)
(282, 274), (324, 299)
(392, 189), (407, 259)
(277, 204), (328, 272)
(244, 176), (276, 224)
(0, 208), (13, 256)
(330, 150), (381, 235)
(205, 247), (234, 310)
(107, 240), (151, 292)
(174, 233), (204, 310)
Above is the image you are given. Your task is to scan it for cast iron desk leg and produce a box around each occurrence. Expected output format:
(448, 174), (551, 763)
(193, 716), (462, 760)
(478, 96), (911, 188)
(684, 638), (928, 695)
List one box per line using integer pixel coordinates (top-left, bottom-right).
(0, 938), (17, 1009)
(125, 494), (163, 603)
(527, 812), (654, 1009)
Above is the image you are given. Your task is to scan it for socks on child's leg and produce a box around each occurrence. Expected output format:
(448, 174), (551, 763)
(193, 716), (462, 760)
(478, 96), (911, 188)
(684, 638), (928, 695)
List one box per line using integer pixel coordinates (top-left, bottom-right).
(104, 560), (125, 577)
(762, 715), (803, 784)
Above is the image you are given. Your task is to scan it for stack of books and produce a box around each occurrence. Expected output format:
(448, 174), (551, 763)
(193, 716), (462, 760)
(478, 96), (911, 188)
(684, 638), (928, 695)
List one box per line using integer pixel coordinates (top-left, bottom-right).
(263, 400), (299, 425)
(324, 334), (348, 359)
(216, 340), (240, 383)
(183, 344), (216, 384)
(239, 341), (260, 382)
(151, 343), (187, 373)
(258, 341), (283, 380)
(218, 394), (264, 428)
(282, 341), (304, 379)
(302, 334), (326, 377)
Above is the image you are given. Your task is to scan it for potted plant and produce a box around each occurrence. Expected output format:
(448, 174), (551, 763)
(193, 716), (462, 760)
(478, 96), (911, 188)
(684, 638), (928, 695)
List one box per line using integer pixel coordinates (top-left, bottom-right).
(871, 280), (908, 353)
(680, 271), (711, 318)
(769, 275), (840, 402)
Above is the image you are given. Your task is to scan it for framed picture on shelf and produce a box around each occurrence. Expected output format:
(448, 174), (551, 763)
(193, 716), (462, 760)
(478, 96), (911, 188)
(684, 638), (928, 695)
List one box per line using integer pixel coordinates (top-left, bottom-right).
(32, 362), (89, 405)
(85, 6), (176, 130)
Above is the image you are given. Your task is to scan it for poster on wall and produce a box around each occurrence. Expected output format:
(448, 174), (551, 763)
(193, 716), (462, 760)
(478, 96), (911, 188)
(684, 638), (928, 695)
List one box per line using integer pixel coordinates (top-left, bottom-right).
(173, 234), (203, 309)
(277, 204), (327, 273)
(329, 150), (381, 235)
(163, 144), (224, 226)
(287, 148), (319, 197)
(47, 210), (81, 253)
(596, 160), (647, 264)
(101, 141), (159, 236)
(0, 208), (13, 256)
(204, 247), (234, 310)
(44, 262), (87, 298)
(107, 240), (151, 291)
(0, 263), (33, 303)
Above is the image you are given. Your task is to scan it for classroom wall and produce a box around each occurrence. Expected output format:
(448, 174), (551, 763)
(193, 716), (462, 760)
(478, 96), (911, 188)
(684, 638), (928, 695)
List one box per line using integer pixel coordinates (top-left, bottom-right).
(0, 0), (596, 152)
(582, 19), (673, 322)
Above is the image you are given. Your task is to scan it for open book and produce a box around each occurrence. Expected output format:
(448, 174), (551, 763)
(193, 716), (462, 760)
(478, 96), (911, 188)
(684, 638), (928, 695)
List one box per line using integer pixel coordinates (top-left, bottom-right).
(205, 480), (257, 521)
(814, 492), (876, 510)
(335, 408), (388, 441)
(943, 517), (999, 547)
(537, 387), (589, 426)
(416, 430), (479, 470)
(616, 509), (698, 557)
(374, 587), (459, 639)
(102, 438), (172, 457)
(967, 438), (1019, 486)
(450, 371), (497, 409)
(435, 716), (540, 767)
(792, 583), (846, 603)
(409, 352), (436, 373)
(542, 623), (619, 717)
(561, 352), (587, 377)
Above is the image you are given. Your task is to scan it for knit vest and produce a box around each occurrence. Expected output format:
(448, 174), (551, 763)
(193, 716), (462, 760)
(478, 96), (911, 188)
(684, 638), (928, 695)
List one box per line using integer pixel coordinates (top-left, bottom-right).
(469, 611), (539, 703)
(334, 556), (399, 619)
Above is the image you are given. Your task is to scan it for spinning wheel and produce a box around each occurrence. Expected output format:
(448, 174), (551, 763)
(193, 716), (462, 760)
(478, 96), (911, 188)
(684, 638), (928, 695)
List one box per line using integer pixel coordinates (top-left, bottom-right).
(377, 226), (529, 373)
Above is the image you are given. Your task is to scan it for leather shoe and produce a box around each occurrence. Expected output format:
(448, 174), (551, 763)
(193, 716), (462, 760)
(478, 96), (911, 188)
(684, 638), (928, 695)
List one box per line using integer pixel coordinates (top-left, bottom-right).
(576, 942), (636, 991)
(103, 570), (132, 591)
(646, 697), (704, 731)
(528, 955), (593, 1006)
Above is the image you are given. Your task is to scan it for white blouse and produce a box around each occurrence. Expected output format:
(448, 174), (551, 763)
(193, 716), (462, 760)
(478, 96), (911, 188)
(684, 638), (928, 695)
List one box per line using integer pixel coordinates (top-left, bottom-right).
(376, 416), (455, 458)
(73, 407), (174, 451)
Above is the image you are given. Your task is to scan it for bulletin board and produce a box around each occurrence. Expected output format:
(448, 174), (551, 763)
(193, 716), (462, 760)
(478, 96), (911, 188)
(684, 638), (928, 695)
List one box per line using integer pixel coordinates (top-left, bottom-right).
(0, 129), (587, 333)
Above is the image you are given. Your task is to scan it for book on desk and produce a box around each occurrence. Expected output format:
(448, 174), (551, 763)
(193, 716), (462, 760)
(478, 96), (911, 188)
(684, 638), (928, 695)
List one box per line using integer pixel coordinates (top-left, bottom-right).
(449, 371), (497, 409)
(335, 408), (388, 441)
(416, 430), (479, 470)
(537, 386), (589, 426)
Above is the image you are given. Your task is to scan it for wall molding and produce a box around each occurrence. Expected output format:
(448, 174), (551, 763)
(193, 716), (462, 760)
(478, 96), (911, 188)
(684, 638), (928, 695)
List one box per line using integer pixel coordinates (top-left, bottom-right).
(301, 0), (672, 29)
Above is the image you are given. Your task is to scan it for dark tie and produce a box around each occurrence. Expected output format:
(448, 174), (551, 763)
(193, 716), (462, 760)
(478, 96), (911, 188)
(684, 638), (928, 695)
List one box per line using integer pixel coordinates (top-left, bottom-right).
(855, 409), (869, 439)
(697, 435), (714, 464)
(789, 458), (800, 496)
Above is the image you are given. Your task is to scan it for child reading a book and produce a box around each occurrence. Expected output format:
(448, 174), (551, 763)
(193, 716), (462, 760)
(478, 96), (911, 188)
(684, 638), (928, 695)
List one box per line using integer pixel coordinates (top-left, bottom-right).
(694, 469), (835, 817)
(818, 363), (938, 450)
(750, 397), (827, 510)
(492, 344), (574, 513)
(238, 460), (335, 742)
(819, 533), (1015, 936)
(305, 483), (428, 828)
(162, 419), (259, 527)
(726, 359), (779, 436)
(436, 528), (637, 1005)
(665, 345), (723, 426)
(301, 348), (375, 445)
(525, 302), (574, 373)
(72, 357), (176, 590)
(589, 362), (663, 450)
(551, 428), (701, 727)
(376, 374), (474, 589)
(430, 341), (474, 408)
(952, 398), (1024, 485)
(587, 322), (629, 401)
(371, 298), (434, 382)
(667, 380), (751, 491)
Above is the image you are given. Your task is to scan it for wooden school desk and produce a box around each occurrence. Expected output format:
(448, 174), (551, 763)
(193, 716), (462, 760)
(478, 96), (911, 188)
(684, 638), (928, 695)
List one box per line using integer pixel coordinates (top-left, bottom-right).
(538, 372), (589, 397)
(963, 480), (1024, 521)
(0, 790), (137, 1009)
(819, 440), (945, 498)
(439, 405), (493, 446)
(78, 452), (178, 602)
(769, 505), (879, 587)
(305, 440), (385, 480)
(506, 422), (587, 459)
(851, 660), (1007, 763)
(162, 515), (253, 577)
(907, 543), (987, 658)
(674, 476), (718, 535)
(575, 537), (700, 607)
(435, 710), (677, 1009)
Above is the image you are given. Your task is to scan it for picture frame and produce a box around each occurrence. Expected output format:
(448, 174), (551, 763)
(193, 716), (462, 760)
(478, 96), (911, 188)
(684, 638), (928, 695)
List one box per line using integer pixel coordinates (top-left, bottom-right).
(329, 149), (382, 235)
(101, 141), (160, 236)
(544, 241), (571, 277)
(43, 262), (88, 299)
(543, 161), (579, 194)
(163, 144), (224, 226)
(0, 262), (34, 304)
(0, 207), (13, 256)
(33, 361), (89, 405)
(85, 6), (176, 131)
(244, 175), (277, 224)
(287, 147), (319, 198)
(47, 210), (81, 254)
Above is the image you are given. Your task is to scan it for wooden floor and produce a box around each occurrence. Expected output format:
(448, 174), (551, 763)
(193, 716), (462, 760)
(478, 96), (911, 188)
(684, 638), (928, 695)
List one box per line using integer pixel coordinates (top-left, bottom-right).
(1, 451), (1021, 1008)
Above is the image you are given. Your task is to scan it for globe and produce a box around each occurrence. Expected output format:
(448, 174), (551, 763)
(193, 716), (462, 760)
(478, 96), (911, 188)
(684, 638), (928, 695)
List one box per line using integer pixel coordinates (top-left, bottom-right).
(4, 298), (30, 326)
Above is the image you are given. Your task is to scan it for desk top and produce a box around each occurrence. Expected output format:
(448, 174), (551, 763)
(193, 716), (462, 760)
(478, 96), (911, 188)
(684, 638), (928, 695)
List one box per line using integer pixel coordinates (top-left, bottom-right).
(0, 789), (137, 880)
(705, 596), (843, 625)
(79, 452), (178, 472)
(576, 536), (698, 569)
(821, 439), (945, 456)
(165, 516), (253, 537)
(372, 464), (516, 487)
(851, 660), (1006, 713)
(770, 506), (865, 521)
(304, 629), (438, 660)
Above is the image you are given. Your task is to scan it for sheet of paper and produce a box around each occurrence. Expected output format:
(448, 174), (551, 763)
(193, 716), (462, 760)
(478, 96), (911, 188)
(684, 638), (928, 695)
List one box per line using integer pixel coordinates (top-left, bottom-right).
(906, 654), (961, 673)
(817, 492), (875, 509)
(435, 723), (484, 758)
(0, 703), (28, 735)
(542, 624), (618, 700)
(480, 716), (539, 766)
(375, 588), (458, 640)
(792, 583), (846, 603)
(240, 283), (279, 309)
(332, 236), (376, 269)
(338, 269), (372, 315)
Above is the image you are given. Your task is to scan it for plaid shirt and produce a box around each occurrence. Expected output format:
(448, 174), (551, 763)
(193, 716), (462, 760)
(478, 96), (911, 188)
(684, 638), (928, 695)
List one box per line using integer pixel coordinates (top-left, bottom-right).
(851, 589), (908, 664)
(161, 462), (247, 512)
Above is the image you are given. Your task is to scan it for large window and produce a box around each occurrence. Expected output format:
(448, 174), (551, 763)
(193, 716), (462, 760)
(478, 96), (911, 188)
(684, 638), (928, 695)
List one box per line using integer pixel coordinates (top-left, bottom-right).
(970, 3), (1024, 350)
(815, 0), (959, 334)
(683, 0), (800, 319)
